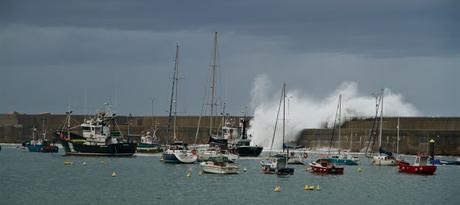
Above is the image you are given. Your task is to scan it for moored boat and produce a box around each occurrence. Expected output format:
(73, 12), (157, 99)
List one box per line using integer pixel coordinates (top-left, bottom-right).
(328, 153), (359, 165)
(259, 83), (294, 176)
(309, 158), (344, 174)
(398, 153), (436, 175)
(137, 130), (163, 153)
(161, 141), (197, 163)
(200, 155), (239, 174)
(57, 104), (137, 157)
(260, 153), (294, 175)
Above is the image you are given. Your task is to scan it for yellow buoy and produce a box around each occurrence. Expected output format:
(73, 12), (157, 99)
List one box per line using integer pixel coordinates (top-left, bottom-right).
(357, 167), (363, 173)
(304, 185), (310, 191)
(187, 171), (192, 177)
(112, 171), (117, 177)
(64, 161), (73, 165)
(274, 185), (281, 192)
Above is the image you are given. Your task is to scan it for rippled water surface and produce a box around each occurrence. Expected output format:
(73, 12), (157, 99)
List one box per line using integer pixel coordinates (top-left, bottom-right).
(1, 144), (459, 205)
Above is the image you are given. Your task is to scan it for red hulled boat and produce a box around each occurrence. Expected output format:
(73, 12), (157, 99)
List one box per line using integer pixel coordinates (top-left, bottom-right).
(398, 153), (436, 175)
(309, 158), (344, 174)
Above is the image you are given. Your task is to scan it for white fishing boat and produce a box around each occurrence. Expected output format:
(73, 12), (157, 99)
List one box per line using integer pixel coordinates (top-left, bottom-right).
(200, 155), (239, 174)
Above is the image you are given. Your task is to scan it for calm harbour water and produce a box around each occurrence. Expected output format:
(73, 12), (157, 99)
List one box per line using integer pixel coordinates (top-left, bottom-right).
(1, 144), (460, 205)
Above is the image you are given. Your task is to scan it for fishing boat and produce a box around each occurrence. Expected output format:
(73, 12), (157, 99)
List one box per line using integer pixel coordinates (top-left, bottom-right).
(398, 153), (436, 175)
(26, 120), (59, 153)
(309, 158), (344, 174)
(229, 118), (263, 157)
(327, 95), (359, 165)
(137, 130), (163, 153)
(57, 104), (137, 157)
(25, 127), (44, 152)
(200, 155), (239, 174)
(398, 139), (437, 174)
(260, 83), (294, 176)
(160, 44), (197, 164)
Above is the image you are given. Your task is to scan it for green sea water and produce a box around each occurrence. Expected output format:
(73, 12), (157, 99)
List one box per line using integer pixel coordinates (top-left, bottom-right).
(1, 144), (459, 205)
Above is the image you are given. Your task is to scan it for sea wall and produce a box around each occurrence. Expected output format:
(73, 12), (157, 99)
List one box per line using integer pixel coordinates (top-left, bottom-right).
(1, 113), (459, 155)
(297, 117), (460, 155)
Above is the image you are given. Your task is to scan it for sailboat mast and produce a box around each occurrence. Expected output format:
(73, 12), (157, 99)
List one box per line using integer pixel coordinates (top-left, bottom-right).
(210, 32), (218, 135)
(167, 44), (179, 143)
(282, 83), (286, 152)
(397, 117), (400, 155)
(379, 89), (384, 149)
(42, 119), (46, 140)
(338, 94), (342, 152)
(173, 44), (180, 141)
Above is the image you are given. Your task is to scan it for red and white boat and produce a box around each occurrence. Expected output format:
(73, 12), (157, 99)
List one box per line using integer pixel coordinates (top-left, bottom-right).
(397, 153), (436, 175)
(309, 158), (344, 174)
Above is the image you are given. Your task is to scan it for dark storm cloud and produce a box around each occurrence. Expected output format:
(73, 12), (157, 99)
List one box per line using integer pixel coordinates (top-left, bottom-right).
(0, 0), (458, 116)
(1, 0), (458, 57)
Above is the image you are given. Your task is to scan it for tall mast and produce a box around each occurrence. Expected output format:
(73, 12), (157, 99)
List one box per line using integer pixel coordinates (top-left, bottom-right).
(167, 44), (179, 143)
(66, 104), (71, 141)
(210, 32), (218, 135)
(282, 83), (286, 152)
(338, 94), (342, 152)
(42, 119), (46, 140)
(173, 44), (179, 141)
(379, 89), (384, 149)
(397, 117), (400, 155)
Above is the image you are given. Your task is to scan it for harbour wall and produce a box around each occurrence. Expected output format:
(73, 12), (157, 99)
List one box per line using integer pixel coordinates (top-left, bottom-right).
(1, 113), (459, 155)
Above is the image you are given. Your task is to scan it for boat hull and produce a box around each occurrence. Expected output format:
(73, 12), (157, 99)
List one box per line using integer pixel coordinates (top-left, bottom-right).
(27, 144), (44, 152)
(61, 140), (136, 157)
(161, 150), (197, 163)
(372, 156), (397, 166)
(200, 162), (239, 174)
(328, 158), (358, 166)
(136, 143), (163, 153)
(398, 161), (437, 175)
(236, 146), (263, 157)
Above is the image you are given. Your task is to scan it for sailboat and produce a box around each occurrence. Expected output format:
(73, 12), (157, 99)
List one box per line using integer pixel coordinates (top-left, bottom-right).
(371, 89), (397, 166)
(161, 44), (197, 164)
(327, 94), (359, 165)
(260, 83), (294, 175)
(199, 32), (238, 162)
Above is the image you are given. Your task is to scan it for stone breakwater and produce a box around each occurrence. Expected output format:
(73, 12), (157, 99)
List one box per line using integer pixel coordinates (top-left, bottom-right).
(1, 113), (459, 155)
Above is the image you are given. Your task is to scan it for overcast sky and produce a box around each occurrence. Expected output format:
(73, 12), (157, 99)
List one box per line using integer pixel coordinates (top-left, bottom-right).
(0, 0), (458, 116)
